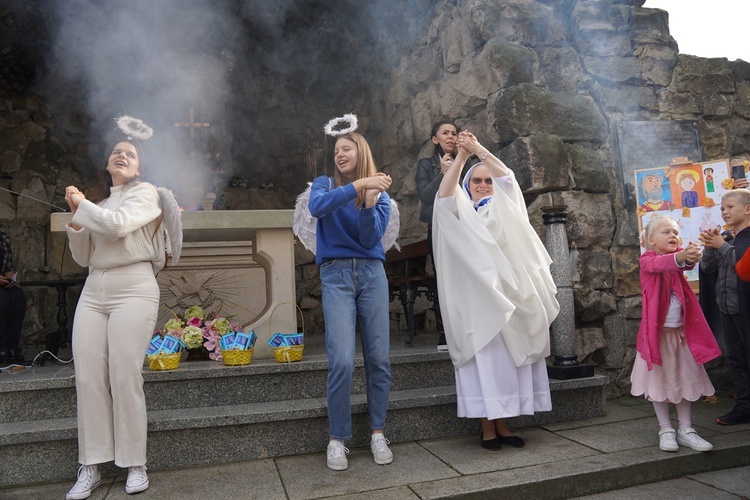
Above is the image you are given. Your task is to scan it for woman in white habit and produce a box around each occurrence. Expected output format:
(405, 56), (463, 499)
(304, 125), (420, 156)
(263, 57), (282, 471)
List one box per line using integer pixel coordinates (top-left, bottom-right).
(432, 130), (560, 450)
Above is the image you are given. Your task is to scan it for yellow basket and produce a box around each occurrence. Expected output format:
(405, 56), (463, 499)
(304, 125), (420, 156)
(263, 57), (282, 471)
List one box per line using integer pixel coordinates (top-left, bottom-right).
(269, 302), (305, 363)
(273, 345), (304, 363)
(147, 352), (181, 371)
(221, 348), (253, 366)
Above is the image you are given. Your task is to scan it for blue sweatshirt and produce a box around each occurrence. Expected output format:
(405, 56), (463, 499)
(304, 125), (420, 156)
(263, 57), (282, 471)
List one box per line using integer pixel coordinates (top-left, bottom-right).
(308, 175), (391, 265)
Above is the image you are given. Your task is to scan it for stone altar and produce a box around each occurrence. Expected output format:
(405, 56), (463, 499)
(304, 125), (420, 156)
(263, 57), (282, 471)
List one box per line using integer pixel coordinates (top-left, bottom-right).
(50, 210), (297, 360)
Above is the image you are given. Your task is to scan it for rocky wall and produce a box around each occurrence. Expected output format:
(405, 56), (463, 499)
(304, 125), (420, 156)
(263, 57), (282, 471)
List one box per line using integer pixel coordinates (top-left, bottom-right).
(2, 0), (749, 396)
(362, 0), (749, 396)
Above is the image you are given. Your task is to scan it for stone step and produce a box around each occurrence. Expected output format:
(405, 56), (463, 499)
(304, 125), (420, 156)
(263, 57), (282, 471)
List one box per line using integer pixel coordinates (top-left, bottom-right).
(0, 375), (607, 488)
(0, 335), (609, 488)
(408, 432), (750, 499)
(0, 350), (456, 423)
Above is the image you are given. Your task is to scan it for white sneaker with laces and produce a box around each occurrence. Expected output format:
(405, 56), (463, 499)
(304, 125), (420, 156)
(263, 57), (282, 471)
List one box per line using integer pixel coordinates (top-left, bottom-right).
(676, 428), (713, 452)
(326, 441), (349, 471)
(125, 465), (149, 494)
(371, 433), (394, 465)
(66, 464), (101, 500)
(658, 428), (678, 452)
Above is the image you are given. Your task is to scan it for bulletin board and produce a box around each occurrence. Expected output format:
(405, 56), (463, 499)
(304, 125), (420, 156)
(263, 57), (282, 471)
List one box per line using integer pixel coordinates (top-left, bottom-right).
(634, 159), (737, 282)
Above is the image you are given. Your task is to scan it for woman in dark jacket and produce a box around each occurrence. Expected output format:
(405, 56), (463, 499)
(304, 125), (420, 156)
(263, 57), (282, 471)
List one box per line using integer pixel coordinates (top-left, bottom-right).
(415, 120), (458, 351)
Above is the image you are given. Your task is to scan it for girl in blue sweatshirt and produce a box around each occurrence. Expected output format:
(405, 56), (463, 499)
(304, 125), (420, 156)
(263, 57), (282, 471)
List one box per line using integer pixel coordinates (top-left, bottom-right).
(308, 132), (394, 471)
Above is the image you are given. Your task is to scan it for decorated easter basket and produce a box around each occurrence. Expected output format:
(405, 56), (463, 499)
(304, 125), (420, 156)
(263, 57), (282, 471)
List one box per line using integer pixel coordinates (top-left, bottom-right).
(270, 302), (305, 363)
(221, 348), (254, 366)
(147, 352), (181, 371)
(273, 345), (304, 363)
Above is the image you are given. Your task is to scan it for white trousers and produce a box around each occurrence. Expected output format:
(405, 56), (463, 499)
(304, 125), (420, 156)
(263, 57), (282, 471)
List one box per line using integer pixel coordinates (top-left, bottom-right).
(72, 261), (159, 467)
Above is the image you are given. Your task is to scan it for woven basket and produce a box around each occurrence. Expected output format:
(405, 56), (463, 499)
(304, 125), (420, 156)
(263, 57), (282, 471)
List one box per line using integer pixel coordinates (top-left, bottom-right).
(273, 345), (304, 363)
(147, 352), (181, 371)
(221, 348), (253, 366)
(269, 302), (305, 363)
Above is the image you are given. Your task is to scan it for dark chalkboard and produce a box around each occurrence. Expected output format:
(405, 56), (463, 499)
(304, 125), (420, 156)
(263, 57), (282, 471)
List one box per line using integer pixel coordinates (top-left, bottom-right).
(616, 121), (703, 204)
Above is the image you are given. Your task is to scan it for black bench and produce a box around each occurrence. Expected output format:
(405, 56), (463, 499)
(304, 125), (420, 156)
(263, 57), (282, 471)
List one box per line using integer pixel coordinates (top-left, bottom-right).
(384, 239), (436, 346)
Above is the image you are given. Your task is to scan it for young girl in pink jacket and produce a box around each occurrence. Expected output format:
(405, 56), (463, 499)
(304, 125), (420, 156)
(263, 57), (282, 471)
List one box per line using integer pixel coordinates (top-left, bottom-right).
(632, 216), (722, 453)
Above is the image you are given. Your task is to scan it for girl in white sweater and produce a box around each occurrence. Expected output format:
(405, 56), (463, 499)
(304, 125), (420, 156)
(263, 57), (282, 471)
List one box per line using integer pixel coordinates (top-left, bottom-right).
(64, 136), (166, 499)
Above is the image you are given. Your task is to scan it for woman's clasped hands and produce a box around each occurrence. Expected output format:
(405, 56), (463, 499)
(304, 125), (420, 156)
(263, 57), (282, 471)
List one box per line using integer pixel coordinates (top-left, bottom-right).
(65, 186), (86, 211)
(456, 130), (484, 156)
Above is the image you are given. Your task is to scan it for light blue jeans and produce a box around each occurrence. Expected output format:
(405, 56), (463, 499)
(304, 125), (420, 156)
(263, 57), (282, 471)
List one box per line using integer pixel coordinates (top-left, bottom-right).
(320, 258), (391, 441)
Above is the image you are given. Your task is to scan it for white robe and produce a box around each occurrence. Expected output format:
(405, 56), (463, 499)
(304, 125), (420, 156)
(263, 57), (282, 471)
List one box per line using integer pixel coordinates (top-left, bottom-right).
(433, 170), (559, 418)
(433, 170), (559, 369)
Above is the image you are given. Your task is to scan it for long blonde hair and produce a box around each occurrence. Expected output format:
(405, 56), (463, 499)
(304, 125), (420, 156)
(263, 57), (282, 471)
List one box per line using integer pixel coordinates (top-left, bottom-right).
(333, 132), (378, 208)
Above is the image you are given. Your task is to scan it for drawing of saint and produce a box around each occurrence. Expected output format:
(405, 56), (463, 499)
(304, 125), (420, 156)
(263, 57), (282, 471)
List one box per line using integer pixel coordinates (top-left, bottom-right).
(703, 167), (714, 193)
(677, 170), (700, 208)
(638, 172), (671, 213)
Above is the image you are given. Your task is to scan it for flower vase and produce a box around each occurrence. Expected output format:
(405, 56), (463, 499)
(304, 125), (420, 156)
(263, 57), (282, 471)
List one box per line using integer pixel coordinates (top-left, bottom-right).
(186, 348), (210, 361)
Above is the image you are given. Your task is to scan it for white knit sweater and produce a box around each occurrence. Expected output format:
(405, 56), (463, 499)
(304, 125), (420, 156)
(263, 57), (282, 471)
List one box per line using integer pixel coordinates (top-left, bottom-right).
(66, 182), (166, 275)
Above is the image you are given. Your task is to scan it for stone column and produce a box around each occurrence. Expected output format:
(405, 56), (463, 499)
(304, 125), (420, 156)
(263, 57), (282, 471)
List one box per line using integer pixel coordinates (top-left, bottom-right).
(542, 206), (594, 380)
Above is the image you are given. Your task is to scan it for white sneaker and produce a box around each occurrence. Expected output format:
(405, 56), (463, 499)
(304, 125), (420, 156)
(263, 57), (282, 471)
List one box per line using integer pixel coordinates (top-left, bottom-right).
(371, 433), (394, 465)
(66, 464), (101, 500)
(125, 465), (149, 494)
(658, 428), (678, 452)
(676, 428), (713, 452)
(326, 441), (349, 471)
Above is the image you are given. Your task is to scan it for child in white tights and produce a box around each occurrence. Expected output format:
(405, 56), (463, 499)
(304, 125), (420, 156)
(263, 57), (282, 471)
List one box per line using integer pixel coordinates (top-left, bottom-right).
(632, 216), (722, 452)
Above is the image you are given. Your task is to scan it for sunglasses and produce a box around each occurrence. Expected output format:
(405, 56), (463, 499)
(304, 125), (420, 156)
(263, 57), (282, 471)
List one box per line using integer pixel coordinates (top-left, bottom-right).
(470, 177), (493, 185)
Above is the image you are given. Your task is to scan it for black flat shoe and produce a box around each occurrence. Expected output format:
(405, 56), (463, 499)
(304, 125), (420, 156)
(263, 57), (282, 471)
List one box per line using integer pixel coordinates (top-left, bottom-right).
(480, 435), (501, 451)
(498, 435), (525, 448)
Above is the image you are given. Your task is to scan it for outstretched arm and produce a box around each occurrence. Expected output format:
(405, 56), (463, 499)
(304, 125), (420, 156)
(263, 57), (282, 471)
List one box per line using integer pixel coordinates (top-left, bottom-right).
(437, 146), (468, 198)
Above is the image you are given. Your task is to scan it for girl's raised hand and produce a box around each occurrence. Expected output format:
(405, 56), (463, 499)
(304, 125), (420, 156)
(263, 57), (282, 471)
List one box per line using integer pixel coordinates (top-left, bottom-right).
(684, 241), (703, 263)
(361, 174), (392, 192)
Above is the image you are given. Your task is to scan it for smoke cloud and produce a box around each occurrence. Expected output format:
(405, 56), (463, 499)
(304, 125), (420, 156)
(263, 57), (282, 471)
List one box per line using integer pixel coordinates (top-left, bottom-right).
(44, 0), (242, 205)
(42, 0), (433, 203)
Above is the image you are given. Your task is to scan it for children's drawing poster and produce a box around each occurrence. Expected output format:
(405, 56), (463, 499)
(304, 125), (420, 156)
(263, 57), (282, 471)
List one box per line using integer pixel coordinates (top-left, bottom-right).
(634, 159), (735, 282)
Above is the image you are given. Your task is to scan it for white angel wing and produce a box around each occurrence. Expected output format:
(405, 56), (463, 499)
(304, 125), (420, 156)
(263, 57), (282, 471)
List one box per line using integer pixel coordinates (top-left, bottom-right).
(382, 198), (400, 251)
(293, 181), (400, 254)
(157, 187), (184, 265)
(293, 183), (317, 253)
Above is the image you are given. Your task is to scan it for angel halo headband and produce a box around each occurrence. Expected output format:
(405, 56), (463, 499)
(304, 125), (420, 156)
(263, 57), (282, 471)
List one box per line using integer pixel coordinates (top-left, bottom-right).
(115, 115), (154, 141)
(323, 113), (358, 137)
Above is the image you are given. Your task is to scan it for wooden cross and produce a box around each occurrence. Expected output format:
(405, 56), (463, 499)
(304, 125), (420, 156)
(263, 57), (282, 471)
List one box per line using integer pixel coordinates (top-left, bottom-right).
(174, 108), (210, 157)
